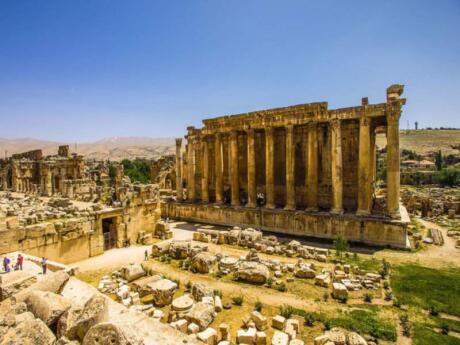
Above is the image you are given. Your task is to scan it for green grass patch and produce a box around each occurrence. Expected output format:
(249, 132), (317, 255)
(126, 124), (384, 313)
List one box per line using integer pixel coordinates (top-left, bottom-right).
(290, 305), (396, 341)
(340, 255), (381, 272)
(392, 264), (460, 317)
(413, 323), (460, 345)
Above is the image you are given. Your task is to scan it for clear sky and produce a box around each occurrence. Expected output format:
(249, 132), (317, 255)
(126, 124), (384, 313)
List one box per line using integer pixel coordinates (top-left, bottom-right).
(0, 0), (459, 142)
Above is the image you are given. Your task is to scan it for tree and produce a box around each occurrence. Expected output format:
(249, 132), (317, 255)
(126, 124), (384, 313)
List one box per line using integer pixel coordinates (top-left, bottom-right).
(435, 150), (443, 171)
(333, 234), (349, 259)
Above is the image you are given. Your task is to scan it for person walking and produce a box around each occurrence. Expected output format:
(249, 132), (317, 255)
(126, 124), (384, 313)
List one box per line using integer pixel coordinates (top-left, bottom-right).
(41, 257), (47, 275)
(17, 254), (23, 271)
(144, 249), (149, 261)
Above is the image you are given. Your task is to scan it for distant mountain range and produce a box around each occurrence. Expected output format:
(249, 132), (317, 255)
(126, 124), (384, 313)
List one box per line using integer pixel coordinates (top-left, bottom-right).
(1, 129), (459, 162)
(0, 137), (175, 161)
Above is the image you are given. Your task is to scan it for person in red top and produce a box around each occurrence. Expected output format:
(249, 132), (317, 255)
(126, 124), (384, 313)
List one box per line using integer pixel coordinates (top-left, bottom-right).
(17, 254), (23, 270)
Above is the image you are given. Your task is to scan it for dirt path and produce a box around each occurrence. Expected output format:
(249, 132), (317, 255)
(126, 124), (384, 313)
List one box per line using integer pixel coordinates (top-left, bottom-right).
(373, 218), (460, 269)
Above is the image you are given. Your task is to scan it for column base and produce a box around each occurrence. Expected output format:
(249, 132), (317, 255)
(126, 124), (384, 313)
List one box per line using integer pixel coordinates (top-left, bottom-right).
(388, 211), (401, 219)
(284, 204), (295, 211)
(330, 208), (344, 215)
(305, 207), (319, 212)
(265, 203), (275, 209)
(247, 202), (256, 208)
(356, 209), (371, 217)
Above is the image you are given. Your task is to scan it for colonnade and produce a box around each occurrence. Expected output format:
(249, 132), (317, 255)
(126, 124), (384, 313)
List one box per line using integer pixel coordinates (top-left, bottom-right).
(175, 113), (401, 219)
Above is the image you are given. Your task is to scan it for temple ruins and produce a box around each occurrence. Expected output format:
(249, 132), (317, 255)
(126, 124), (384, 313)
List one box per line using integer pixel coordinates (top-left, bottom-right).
(162, 85), (410, 248)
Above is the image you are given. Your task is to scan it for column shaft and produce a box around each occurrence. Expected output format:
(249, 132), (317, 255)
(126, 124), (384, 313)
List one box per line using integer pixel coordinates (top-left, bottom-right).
(265, 127), (275, 208)
(357, 116), (372, 215)
(306, 123), (318, 211)
(387, 116), (401, 218)
(230, 131), (240, 206)
(285, 125), (296, 210)
(247, 129), (256, 207)
(201, 139), (209, 203)
(215, 133), (224, 203)
(187, 137), (195, 201)
(175, 138), (183, 201)
(331, 119), (343, 214)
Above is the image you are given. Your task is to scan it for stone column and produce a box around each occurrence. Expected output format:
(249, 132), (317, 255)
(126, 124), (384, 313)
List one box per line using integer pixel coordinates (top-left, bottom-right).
(265, 127), (275, 209)
(330, 119), (343, 214)
(215, 133), (224, 204)
(387, 111), (401, 218)
(306, 123), (318, 211)
(357, 115), (372, 216)
(201, 138), (209, 203)
(230, 131), (239, 206)
(187, 136), (195, 202)
(175, 138), (183, 201)
(247, 128), (256, 208)
(285, 125), (296, 210)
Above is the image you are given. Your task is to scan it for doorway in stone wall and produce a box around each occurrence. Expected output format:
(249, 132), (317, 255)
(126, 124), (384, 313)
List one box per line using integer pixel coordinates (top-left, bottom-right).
(102, 217), (117, 250)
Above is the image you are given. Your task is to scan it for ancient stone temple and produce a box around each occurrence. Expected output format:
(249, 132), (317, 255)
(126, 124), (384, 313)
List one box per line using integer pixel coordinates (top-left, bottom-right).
(0, 145), (93, 198)
(162, 85), (410, 248)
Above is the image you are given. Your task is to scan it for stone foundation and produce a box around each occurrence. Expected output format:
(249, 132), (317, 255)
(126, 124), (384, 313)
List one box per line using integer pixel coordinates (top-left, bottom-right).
(161, 202), (410, 249)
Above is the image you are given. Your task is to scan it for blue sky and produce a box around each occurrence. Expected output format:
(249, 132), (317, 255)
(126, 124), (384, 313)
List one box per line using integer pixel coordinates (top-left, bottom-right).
(0, 0), (459, 142)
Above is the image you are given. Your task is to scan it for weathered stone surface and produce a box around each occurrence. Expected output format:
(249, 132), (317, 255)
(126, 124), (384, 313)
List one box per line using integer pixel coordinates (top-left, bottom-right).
(14, 271), (70, 303)
(82, 322), (144, 345)
(169, 240), (190, 259)
(191, 251), (217, 273)
(120, 264), (145, 282)
(131, 275), (162, 297)
(147, 279), (177, 307)
(185, 302), (215, 331)
(59, 294), (109, 341)
(191, 282), (213, 301)
(271, 330), (289, 345)
(0, 318), (56, 345)
(151, 240), (172, 257)
(236, 261), (270, 284)
(172, 294), (194, 311)
(25, 290), (72, 326)
(347, 332), (368, 345)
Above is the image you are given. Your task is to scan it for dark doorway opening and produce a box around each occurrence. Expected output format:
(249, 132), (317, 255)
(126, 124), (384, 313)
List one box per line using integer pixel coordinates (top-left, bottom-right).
(102, 218), (117, 250)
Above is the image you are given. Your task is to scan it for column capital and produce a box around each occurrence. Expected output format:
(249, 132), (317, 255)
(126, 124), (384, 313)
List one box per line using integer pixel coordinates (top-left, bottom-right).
(330, 118), (341, 128)
(360, 115), (370, 127)
(175, 137), (182, 146)
(230, 130), (238, 139)
(286, 124), (294, 133)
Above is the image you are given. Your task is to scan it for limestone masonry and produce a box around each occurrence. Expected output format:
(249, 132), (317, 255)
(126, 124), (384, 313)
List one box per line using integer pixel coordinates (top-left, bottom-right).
(162, 85), (409, 248)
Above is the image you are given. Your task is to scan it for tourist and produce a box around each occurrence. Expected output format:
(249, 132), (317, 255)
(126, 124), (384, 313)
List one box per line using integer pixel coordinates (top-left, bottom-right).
(3, 256), (11, 273)
(41, 257), (47, 275)
(144, 249), (149, 261)
(17, 254), (23, 270)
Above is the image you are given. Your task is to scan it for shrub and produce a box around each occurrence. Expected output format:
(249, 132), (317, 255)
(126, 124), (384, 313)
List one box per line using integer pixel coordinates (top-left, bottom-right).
(364, 293), (373, 303)
(254, 300), (263, 312)
(399, 315), (411, 337)
(276, 282), (287, 292)
(279, 304), (295, 319)
(383, 281), (390, 290)
(429, 305), (440, 316)
(393, 299), (401, 308)
(323, 292), (329, 301)
(304, 312), (316, 327)
(266, 277), (273, 288)
(213, 289), (223, 298)
(384, 291), (393, 301)
(173, 279), (180, 288)
(232, 295), (244, 306)
(324, 319), (331, 331)
(441, 322), (450, 335)
(185, 281), (192, 291)
(338, 295), (348, 304)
